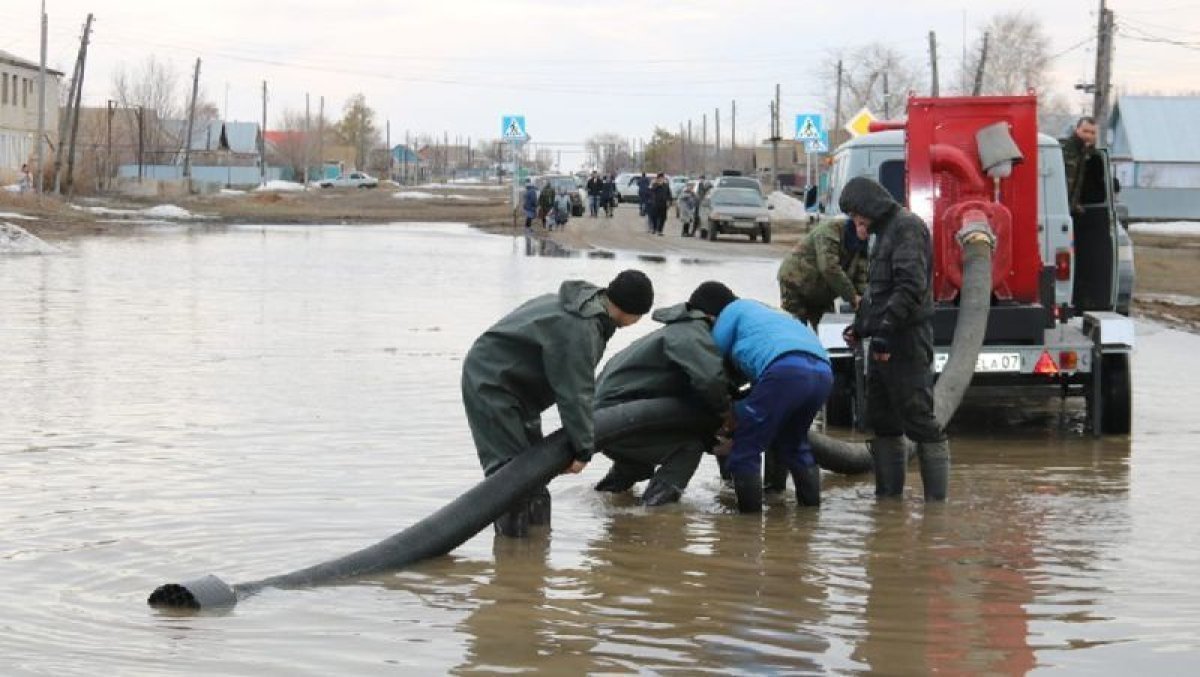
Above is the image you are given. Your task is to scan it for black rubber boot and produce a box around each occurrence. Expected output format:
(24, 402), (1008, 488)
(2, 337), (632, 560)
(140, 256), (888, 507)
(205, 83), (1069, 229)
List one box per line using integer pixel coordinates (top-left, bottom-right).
(791, 463), (821, 507)
(493, 496), (530, 538)
(640, 478), (682, 507)
(526, 485), (552, 526)
(871, 436), (907, 499)
(732, 472), (763, 513)
(763, 445), (789, 495)
(917, 439), (950, 502)
(594, 462), (653, 493)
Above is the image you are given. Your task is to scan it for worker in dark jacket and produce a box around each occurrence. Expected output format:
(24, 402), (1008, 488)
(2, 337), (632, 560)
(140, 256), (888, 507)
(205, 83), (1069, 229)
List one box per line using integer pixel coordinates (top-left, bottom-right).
(839, 176), (949, 502)
(1061, 116), (1097, 215)
(648, 173), (672, 236)
(694, 281), (832, 513)
(777, 217), (870, 328)
(586, 171), (603, 217)
(593, 294), (733, 506)
(462, 270), (654, 537)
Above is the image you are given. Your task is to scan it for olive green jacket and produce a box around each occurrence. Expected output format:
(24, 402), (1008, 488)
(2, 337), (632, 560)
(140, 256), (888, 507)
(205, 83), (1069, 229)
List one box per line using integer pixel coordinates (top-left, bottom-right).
(777, 218), (868, 315)
(595, 303), (730, 415)
(462, 280), (616, 461)
(1061, 134), (1094, 212)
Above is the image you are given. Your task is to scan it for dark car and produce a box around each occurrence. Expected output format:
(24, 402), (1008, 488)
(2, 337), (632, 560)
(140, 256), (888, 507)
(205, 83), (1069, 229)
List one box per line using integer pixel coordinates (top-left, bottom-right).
(698, 187), (772, 243)
(540, 175), (585, 216)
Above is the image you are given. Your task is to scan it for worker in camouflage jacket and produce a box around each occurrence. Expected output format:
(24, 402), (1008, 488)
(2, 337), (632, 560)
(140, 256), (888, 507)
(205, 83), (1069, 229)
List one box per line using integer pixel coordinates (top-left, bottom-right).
(462, 270), (653, 537)
(838, 176), (949, 503)
(777, 217), (870, 328)
(592, 293), (734, 506)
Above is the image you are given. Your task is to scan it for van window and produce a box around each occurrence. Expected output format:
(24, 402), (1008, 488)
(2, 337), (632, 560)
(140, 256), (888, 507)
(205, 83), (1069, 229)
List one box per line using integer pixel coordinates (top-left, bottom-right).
(878, 160), (906, 205)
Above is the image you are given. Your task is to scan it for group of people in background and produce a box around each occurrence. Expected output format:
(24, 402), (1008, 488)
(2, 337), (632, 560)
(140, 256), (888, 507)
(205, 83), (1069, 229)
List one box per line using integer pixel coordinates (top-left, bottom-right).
(585, 172), (618, 218)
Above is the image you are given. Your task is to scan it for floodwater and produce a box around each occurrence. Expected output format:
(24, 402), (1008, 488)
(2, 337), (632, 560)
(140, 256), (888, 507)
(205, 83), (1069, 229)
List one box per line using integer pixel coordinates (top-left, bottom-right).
(1, 223), (1197, 675)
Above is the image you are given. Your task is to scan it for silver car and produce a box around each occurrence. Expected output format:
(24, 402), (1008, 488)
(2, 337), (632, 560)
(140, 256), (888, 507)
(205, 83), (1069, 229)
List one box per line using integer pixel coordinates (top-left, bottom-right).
(698, 187), (772, 243)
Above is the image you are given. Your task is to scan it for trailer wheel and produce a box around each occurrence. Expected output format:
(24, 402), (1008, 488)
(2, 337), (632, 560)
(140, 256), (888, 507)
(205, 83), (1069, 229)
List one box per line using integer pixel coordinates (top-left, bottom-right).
(825, 365), (855, 427)
(707, 224), (719, 242)
(1100, 353), (1132, 434)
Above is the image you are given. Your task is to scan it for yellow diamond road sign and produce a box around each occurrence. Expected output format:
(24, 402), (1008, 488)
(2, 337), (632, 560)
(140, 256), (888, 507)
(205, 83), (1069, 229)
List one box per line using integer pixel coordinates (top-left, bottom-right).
(845, 107), (877, 138)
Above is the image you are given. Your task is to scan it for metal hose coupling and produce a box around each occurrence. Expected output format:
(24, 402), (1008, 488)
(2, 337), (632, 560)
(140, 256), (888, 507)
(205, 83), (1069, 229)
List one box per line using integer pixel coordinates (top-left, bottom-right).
(956, 210), (998, 250)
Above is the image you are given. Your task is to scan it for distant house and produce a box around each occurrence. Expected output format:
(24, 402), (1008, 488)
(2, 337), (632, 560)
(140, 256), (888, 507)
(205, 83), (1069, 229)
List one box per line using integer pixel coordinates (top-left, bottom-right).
(0, 49), (63, 182)
(1108, 96), (1200, 221)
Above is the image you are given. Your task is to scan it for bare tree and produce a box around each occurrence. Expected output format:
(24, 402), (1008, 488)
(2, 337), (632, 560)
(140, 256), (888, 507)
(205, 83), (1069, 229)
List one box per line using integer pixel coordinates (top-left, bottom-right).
(958, 11), (1051, 96)
(820, 42), (923, 127)
(585, 133), (632, 175)
(335, 93), (380, 170)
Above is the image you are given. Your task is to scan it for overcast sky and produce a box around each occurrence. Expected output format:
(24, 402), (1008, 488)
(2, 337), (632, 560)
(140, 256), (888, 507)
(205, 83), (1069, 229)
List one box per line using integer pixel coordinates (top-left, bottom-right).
(4, 0), (1198, 162)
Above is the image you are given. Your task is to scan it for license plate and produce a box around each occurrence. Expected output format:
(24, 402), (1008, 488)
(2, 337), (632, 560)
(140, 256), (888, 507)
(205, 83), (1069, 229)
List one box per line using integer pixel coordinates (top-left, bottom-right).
(933, 352), (1021, 373)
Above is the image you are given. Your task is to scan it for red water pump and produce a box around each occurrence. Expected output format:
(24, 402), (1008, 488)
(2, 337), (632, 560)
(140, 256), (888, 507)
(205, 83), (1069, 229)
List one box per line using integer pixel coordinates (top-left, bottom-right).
(872, 94), (1042, 304)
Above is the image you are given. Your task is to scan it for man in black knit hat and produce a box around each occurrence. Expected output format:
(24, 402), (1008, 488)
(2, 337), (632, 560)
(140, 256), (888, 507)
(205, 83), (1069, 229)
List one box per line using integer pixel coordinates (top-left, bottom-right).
(462, 270), (654, 537)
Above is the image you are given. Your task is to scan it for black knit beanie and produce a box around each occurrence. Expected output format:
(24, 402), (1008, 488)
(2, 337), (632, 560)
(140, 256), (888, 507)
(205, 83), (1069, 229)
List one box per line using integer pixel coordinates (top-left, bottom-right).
(606, 269), (654, 315)
(687, 281), (738, 317)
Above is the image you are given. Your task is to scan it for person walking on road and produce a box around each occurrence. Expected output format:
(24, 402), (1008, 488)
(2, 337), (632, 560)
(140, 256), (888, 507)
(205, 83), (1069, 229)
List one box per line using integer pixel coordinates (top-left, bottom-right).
(586, 171), (603, 217)
(677, 183), (698, 237)
(461, 270), (655, 537)
(553, 190), (572, 230)
(838, 176), (950, 502)
(537, 182), (556, 229)
(522, 181), (538, 232)
(648, 173), (672, 236)
(600, 175), (616, 218)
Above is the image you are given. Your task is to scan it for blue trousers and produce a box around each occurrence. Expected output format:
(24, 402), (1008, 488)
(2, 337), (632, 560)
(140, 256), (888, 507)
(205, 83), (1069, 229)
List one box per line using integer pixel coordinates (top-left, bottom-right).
(726, 353), (833, 477)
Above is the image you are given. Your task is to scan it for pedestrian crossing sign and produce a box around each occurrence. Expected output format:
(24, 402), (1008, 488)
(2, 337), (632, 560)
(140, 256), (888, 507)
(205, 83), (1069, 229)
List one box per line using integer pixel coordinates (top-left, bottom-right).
(502, 115), (527, 142)
(795, 114), (828, 153)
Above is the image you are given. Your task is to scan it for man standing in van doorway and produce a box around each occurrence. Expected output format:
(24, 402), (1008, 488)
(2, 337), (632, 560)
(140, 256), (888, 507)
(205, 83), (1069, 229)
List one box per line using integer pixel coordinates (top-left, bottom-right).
(1062, 117), (1097, 215)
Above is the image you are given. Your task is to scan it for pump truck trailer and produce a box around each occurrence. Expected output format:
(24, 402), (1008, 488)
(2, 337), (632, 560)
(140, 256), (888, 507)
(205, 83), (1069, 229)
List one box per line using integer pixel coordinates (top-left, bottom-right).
(815, 94), (1134, 436)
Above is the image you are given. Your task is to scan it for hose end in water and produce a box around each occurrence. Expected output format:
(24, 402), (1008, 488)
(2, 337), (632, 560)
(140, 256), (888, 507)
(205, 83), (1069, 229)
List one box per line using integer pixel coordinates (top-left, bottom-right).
(148, 574), (237, 609)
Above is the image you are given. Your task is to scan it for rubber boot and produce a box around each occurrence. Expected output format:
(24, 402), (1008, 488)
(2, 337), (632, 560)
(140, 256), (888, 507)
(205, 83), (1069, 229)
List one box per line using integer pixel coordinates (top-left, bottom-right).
(640, 478), (682, 507)
(732, 472), (763, 513)
(526, 485), (552, 526)
(594, 462), (653, 493)
(763, 445), (789, 495)
(493, 495), (530, 538)
(791, 463), (821, 507)
(917, 439), (950, 502)
(871, 436), (907, 499)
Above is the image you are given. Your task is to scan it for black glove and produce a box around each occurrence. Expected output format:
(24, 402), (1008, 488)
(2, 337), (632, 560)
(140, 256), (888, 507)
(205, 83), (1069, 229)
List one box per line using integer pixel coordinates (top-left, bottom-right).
(869, 334), (890, 357)
(842, 325), (860, 349)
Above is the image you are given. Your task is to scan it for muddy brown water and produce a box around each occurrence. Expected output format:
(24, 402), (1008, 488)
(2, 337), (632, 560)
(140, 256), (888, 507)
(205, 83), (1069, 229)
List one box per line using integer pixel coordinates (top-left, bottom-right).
(1, 223), (1196, 675)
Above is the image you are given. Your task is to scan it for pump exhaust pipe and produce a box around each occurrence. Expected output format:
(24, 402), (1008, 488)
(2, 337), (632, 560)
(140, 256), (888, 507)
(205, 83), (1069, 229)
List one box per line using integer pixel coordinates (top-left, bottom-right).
(148, 397), (716, 610)
(809, 232), (996, 474)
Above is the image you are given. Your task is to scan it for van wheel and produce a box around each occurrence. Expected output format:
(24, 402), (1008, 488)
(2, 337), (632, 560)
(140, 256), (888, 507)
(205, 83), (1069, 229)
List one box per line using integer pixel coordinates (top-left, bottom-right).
(761, 226), (772, 244)
(749, 232), (758, 242)
(1099, 353), (1132, 434)
(707, 224), (719, 241)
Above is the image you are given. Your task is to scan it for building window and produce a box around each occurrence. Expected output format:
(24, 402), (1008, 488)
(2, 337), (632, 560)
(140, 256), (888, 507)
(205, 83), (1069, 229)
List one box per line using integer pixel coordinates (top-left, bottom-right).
(23, 77), (29, 108)
(2, 72), (7, 105)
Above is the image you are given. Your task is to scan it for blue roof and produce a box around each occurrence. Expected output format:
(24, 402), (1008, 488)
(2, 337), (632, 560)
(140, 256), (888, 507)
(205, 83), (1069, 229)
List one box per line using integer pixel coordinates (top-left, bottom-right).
(1109, 96), (1200, 163)
(391, 145), (421, 162)
(162, 119), (261, 154)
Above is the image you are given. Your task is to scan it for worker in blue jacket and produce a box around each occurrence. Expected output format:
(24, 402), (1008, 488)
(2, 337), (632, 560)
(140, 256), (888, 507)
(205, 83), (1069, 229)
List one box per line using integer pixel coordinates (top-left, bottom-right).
(688, 281), (833, 512)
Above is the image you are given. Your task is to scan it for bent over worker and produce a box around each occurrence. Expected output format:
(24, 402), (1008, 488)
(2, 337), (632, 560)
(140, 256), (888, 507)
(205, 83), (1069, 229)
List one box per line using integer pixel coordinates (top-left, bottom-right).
(691, 281), (833, 513)
(839, 176), (949, 502)
(593, 288), (734, 506)
(777, 216), (869, 328)
(461, 270), (654, 537)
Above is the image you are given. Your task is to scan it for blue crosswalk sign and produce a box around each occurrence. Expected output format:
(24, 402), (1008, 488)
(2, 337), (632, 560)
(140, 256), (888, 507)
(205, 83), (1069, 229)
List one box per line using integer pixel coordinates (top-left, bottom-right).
(501, 115), (527, 141)
(795, 114), (828, 153)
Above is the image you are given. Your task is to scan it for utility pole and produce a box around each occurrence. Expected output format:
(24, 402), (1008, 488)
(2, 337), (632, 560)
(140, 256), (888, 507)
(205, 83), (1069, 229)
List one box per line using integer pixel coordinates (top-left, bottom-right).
(731, 100), (737, 172)
(105, 100), (114, 191)
(972, 32), (990, 96)
(404, 130), (410, 184)
(64, 13), (93, 198)
(715, 107), (721, 171)
(771, 83), (781, 191)
(36, 0), (47, 195)
(686, 119), (692, 175)
(882, 71), (891, 119)
(386, 120), (391, 180)
(54, 45), (82, 194)
(679, 122), (686, 174)
(260, 80), (267, 185)
(183, 58), (201, 192)
(701, 113), (707, 176)
(318, 96), (325, 181)
(304, 93), (310, 190)
(833, 60), (844, 150)
(136, 106), (144, 182)
(929, 31), (940, 96)
(1092, 0), (1115, 147)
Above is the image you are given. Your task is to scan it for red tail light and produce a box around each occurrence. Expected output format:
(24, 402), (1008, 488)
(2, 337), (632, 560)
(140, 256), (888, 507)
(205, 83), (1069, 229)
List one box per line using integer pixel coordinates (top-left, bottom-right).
(1055, 249), (1071, 281)
(1034, 350), (1059, 375)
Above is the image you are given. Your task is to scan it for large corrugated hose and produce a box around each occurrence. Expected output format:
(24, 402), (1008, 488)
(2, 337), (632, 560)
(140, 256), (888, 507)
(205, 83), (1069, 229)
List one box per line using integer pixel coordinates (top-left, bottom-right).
(147, 398), (716, 611)
(809, 234), (995, 474)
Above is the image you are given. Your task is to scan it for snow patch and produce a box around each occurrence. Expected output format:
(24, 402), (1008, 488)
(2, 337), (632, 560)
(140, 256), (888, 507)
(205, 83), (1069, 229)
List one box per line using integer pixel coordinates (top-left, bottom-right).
(1129, 221), (1200, 237)
(3, 184), (22, 193)
(394, 191), (437, 200)
(254, 180), (306, 192)
(0, 211), (37, 220)
(418, 182), (505, 191)
(219, 188), (247, 196)
(768, 191), (811, 221)
(1, 222), (59, 254)
(76, 204), (204, 219)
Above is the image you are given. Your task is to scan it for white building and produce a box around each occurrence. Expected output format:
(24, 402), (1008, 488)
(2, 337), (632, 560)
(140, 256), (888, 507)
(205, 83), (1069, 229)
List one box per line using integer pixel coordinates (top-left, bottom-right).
(0, 49), (62, 182)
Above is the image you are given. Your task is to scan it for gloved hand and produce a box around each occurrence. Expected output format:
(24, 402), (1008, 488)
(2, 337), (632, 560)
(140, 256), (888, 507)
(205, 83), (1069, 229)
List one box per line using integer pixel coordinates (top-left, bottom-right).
(842, 325), (860, 349)
(869, 333), (891, 361)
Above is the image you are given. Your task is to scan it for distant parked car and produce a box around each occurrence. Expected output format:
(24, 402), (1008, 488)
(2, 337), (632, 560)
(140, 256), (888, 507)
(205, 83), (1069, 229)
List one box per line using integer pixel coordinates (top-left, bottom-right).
(614, 173), (644, 203)
(319, 171), (379, 189)
(669, 175), (688, 198)
(710, 175), (762, 196)
(697, 186), (773, 243)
